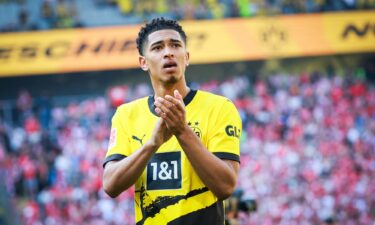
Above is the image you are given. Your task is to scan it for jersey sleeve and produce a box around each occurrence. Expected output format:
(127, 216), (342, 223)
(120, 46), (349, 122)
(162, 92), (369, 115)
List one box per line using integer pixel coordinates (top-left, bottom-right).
(103, 105), (131, 167)
(207, 99), (242, 162)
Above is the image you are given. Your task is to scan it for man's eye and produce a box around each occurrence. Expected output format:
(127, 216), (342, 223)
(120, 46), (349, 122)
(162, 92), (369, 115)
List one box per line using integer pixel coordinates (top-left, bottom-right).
(152, 46), (161, 50)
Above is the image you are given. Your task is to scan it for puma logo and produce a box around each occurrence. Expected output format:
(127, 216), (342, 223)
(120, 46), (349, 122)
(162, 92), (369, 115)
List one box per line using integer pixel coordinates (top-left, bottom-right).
(132, 134), (146, 146)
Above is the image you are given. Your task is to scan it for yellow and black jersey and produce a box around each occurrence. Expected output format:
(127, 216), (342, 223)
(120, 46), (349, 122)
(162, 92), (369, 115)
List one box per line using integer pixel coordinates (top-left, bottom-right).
(104, 89), (242, 225)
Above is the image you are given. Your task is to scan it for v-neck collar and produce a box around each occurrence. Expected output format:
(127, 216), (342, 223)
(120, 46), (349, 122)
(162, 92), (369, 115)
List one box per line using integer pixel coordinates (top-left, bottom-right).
(148, 89), (197, 116)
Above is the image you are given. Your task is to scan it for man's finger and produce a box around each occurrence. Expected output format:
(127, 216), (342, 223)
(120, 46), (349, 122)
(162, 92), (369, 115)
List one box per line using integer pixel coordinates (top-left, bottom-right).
(156, 97), (183, 115)
(174, 89), (183, 101)
(155, 107), (164, 117)
(164, 95), (185, 110)
(156, 97), (174, 107)
(155, 100), (172, 114)
(155, 101), (179, 121)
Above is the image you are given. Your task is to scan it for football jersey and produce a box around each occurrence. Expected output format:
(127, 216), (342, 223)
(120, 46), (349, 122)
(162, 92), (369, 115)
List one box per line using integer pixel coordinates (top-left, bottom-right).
(104, 89), (242, 225)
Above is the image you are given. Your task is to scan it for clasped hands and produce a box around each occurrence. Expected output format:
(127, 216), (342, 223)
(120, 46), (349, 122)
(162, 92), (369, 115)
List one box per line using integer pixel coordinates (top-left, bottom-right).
(154, 90), (187, 137)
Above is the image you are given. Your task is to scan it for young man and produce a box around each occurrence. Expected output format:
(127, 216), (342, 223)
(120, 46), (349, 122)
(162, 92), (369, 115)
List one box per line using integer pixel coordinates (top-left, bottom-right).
(103, 17), (242, 225)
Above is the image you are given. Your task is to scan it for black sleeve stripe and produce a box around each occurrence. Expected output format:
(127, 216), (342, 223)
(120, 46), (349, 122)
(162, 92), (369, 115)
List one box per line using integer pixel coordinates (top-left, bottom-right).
(213, 152), (240, 163)
(103, 154), (127, 168)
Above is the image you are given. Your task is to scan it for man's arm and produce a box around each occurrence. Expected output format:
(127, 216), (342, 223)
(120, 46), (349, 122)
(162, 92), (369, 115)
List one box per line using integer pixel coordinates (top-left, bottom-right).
(154, 91), (239, 200)
(176, 127), (239, 200)
(103, 118), (172, 198)
(103, 143), (157, 198)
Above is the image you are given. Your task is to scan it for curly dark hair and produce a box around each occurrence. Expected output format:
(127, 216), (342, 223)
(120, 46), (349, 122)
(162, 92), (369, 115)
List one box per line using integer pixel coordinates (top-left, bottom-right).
(136, 17), (187, 56)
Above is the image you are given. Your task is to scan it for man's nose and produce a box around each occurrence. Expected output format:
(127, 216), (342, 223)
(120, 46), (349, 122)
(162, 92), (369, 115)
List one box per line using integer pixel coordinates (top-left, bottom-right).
(163, 47), (174, 58)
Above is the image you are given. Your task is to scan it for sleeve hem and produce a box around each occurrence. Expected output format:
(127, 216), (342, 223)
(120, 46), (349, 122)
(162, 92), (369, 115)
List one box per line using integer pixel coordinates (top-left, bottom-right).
(103, 154), (127, 168)
(213, 152), (240, 163)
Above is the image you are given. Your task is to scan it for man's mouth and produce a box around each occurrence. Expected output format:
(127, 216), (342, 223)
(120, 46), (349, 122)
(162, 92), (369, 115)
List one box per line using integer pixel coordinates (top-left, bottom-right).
(163, 62), (177, 68)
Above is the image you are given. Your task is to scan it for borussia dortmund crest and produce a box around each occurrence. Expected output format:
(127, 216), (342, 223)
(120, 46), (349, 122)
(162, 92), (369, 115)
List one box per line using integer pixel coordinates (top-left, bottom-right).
(188, 121), (202, 138)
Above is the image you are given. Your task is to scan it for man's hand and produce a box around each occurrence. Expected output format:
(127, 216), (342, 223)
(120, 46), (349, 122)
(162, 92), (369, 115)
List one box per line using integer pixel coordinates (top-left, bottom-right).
(148, 118), (172, 148)
(154, 90), (188, 136)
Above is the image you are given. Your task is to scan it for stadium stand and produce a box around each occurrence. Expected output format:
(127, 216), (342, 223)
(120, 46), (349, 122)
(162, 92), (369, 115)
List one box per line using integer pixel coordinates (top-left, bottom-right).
(0, 70), (374, 225)
(1, 1), (375, 225)
(1, 0), (374, 32)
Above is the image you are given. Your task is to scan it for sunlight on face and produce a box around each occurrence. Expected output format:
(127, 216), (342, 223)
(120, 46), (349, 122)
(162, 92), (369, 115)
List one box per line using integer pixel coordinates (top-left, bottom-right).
(141, 29), (189, 86)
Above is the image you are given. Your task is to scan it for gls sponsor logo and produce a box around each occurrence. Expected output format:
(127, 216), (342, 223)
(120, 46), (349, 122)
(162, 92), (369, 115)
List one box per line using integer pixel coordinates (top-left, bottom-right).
(342, 22), (374, 39)
(225, 125), (240, 138)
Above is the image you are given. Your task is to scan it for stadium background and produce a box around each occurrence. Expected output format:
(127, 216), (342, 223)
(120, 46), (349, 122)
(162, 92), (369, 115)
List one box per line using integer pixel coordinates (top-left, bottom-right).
(0, 0), (374, 225)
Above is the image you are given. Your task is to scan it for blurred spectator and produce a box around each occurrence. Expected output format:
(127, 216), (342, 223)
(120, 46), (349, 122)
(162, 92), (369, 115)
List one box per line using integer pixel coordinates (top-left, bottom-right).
(0, 70), (373, 225)
(15, 90), (33, 127)
(0, 127), (10, 163)
(18, 4), (38, 31)
(1, 0), (375, 32)
(35, 93), (52, 130)
(17, 8), (30, 31)
(40, 0), (56, 30)
(55, 0), (76, 28)
(117, 0), (133, 15)
(108, 85), (128, 108)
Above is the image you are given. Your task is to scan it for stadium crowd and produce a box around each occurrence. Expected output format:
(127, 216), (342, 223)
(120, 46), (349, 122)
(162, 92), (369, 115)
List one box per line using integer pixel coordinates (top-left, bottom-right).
(0, 71), (374, 225)
(0, 0), (374, 32)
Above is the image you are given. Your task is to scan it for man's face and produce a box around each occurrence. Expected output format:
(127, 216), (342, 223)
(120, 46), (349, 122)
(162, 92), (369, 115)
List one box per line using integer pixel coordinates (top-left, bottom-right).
(139, 29), (189, 85)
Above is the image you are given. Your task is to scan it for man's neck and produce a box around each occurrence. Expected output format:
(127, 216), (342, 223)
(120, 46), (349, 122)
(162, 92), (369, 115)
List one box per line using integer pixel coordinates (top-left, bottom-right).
(154, 83), (190, 99)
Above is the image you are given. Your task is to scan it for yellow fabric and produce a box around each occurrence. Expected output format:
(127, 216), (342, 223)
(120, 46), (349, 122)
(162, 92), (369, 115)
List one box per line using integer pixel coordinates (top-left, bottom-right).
(105, 90), (242, 225)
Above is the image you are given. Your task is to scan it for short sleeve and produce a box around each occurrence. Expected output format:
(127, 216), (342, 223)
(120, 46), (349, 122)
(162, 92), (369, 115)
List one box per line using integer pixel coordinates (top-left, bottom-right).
(207, 99), (242, 162)
(103, 106), (130, 167)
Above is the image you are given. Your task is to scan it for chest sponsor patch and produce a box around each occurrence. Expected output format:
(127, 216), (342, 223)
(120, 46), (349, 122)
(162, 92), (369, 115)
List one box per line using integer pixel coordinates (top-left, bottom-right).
(146, 152), (182, 190)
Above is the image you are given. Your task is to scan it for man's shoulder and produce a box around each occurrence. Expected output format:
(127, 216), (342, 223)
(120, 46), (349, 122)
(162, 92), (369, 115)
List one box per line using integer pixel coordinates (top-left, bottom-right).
(116, 96), (149, 112)
(196, 90), (233, 105)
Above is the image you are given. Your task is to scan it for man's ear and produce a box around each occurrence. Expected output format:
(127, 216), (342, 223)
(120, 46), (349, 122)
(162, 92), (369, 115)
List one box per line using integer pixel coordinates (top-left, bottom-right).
(139, 56), (148, 71)
(185, 52), (190, 66)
